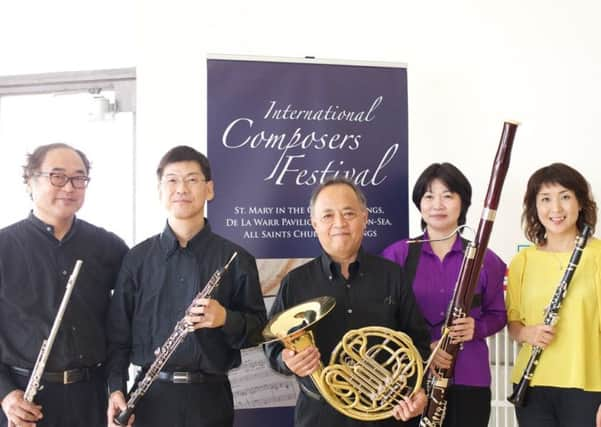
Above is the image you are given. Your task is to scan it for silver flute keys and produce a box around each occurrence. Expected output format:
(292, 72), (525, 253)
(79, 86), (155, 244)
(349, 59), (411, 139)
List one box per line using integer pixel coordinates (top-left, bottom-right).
(24, 260), (84, 402)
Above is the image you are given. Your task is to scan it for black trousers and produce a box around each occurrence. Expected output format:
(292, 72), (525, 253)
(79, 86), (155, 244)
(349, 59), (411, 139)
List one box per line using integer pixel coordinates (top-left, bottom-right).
(405, 385), (491, 427)
(0, 370), (106, 427)
(514, 385), (601, 427)
(132, 379), (234, 427)
(441, 385), (491, 427)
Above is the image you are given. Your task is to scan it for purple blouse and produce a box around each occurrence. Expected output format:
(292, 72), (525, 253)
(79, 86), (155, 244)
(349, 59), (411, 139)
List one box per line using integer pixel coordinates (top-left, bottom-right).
(381, 234), (507, 387)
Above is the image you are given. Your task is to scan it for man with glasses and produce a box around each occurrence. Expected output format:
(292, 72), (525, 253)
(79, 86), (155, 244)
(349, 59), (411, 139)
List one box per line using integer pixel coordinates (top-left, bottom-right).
(264, 178), (431, 427)
(33, 171), (91, 189)
(0, 143), (128, 427)
(106, 145), (266, 427)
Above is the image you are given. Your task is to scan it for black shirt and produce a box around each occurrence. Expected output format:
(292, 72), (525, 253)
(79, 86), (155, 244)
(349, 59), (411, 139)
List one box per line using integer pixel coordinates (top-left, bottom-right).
(263, 248), (431, 427)
(0, 213), (128, 398)
(106, 220), (267, 393)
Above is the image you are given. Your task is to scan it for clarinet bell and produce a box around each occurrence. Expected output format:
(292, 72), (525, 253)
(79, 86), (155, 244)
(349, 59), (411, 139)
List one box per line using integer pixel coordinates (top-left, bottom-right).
(507, 375), (529, 407)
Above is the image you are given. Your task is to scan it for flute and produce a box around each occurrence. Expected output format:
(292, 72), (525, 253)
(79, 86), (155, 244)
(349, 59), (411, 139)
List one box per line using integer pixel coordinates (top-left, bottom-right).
(7, 260), (83, 427)
(114, 252), (238, 426)
(420, 121), (519, 427)
(507, 224), (591, 407)
(24, 260), (83, 403)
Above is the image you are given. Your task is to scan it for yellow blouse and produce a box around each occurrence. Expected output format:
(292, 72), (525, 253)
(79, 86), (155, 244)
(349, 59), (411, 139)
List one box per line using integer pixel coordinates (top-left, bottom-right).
(506, 238), (601, 391)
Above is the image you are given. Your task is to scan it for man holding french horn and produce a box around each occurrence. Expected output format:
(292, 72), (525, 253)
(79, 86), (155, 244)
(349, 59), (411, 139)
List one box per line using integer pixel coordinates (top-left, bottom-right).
(264, 178), (431, 426)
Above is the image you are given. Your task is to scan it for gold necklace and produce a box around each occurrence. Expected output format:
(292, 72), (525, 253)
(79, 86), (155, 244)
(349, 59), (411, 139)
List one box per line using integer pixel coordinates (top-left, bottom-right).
(551, 252), (568, 271)
(542, 238), (575, 271)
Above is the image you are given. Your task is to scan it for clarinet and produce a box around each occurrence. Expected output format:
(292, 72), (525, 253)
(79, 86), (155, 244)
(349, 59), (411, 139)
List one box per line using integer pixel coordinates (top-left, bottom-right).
(507, 224), (591, 407)
(420, 121), (518, 427)
(114, 252), (238, 426)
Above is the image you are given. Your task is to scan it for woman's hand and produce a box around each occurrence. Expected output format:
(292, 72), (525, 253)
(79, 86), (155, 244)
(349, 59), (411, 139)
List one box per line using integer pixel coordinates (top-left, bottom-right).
(429, 341), (453, 371)
(519, 324), (556, 348)
(449, 316), (475, 344)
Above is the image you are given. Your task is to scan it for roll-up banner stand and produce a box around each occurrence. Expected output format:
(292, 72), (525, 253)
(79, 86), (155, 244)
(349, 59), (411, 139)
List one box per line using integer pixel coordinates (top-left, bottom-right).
(207, 54), (409, 426)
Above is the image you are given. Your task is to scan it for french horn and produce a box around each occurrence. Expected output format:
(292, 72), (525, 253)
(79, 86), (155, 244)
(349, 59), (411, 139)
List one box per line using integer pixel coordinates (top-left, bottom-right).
(263, 296), (424, 421)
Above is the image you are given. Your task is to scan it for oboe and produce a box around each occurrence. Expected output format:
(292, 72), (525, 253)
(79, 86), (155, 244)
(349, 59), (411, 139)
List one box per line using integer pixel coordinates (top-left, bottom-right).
(24, 260), (83, 401)
(420, 121), (518, 427)
(114, 252), (238, 426)
(507, 224), (591, 407)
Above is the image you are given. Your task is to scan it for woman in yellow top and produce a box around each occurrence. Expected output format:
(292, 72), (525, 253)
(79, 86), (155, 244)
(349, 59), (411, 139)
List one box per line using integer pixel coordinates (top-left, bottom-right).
(506, 163), (601, 427)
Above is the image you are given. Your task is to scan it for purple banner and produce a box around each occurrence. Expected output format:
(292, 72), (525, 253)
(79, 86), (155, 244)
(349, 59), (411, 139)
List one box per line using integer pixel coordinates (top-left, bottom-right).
(207, 57), (408, 258)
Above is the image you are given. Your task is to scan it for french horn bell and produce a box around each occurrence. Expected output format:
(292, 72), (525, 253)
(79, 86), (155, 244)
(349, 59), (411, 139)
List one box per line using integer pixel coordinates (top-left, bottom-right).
(264, 296), (424, 421)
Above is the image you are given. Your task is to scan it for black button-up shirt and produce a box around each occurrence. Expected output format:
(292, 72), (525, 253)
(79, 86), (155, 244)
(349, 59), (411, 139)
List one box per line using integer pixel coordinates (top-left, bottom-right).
(106, 220), (266, 393)
(0, 213), (128, 398)
(264, 248), (431, 427)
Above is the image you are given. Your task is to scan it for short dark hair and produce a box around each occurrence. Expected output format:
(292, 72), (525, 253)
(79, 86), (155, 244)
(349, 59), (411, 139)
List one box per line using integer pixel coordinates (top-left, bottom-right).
(522, 162), (597, 245)
(22, 143), (91, 183)
(309, 177), (367, 215)
(156, 145), (212, 180)
(412, 162), (472, 230)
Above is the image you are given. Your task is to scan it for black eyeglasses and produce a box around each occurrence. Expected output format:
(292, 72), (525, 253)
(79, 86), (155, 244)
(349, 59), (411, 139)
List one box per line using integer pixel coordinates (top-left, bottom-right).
(34, 172), (91, 189)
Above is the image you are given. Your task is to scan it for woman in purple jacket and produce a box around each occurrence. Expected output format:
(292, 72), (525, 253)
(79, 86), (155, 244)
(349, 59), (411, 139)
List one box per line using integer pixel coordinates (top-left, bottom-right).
(381, 162), (507, 427)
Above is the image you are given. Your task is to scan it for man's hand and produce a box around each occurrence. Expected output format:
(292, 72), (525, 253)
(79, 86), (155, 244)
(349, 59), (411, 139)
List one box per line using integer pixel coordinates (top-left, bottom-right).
(185, 298), (227, 330)
(106, 391), (134, 426)
(281, 347), (320, 377)
(391, 388), (427, 421)
(449, 316), (475, 344)
(1, 389), (42, 427)
(596, 403), (600, 427)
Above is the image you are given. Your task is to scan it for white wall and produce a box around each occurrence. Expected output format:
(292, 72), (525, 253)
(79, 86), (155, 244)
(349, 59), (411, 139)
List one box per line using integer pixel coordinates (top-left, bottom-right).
(3, 0), (600, 261)
(135, 0), (601, 261)
(0, 1), (135, 75)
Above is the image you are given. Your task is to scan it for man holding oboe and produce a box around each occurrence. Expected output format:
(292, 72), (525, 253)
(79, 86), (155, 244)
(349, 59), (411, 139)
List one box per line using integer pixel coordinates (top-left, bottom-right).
(0, 143), (128, 427)
(106, 145), (266, 427)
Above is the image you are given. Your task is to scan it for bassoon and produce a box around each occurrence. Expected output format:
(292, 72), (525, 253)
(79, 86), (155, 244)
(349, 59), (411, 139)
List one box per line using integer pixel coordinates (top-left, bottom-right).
(507, 224), (591, 407)
(113, 252), (237, 426)
(420, 121), (519, 427)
